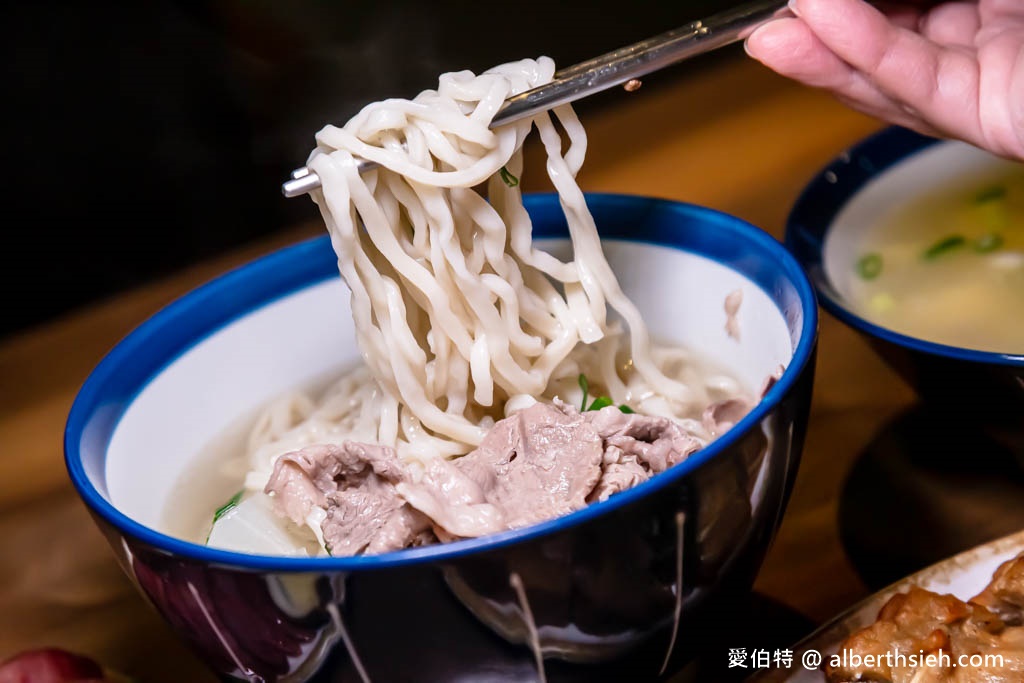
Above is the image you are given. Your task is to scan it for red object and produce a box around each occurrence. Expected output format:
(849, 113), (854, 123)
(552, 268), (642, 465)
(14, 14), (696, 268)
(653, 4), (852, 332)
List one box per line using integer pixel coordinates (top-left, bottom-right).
(0, 649), (105, 683)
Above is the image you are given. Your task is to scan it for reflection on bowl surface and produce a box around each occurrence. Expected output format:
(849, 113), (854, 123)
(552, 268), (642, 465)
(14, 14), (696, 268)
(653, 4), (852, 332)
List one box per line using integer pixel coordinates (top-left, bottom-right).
(787, 127), (1024, 420)
(66, 194), (816, 682)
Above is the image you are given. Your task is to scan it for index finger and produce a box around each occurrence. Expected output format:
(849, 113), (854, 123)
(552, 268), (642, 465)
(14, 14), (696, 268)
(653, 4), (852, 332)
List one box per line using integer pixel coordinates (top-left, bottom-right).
(790, 0), (983, 147)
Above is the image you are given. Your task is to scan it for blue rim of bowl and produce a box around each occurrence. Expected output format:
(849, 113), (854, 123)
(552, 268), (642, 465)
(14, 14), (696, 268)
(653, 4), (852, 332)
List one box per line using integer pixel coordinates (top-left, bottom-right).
(66, 192), (818, 572)
(786, 126), (1024, 366)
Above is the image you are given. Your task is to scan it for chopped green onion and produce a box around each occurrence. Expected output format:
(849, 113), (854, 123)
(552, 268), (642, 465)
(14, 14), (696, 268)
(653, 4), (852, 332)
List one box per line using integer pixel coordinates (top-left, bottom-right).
(579, 373), (633, 413)
(974, 233), (1004, 253)
(856, 252), (883, 280)
(922, 235), (966, 260)
(869, 292), (895, 314)
(499, 166), (520, 187)
(206, 489), (244, 543)
(213, 489), (243, 524)
(974, 185), (1007, 204)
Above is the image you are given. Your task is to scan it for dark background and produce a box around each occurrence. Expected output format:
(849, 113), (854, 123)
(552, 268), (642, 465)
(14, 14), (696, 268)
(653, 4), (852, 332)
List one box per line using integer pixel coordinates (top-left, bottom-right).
(2, 0), (736, 337)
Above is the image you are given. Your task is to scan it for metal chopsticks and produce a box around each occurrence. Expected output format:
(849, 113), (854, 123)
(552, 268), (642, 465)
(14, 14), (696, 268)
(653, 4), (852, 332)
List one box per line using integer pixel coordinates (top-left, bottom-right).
(281, 0), (789, 198)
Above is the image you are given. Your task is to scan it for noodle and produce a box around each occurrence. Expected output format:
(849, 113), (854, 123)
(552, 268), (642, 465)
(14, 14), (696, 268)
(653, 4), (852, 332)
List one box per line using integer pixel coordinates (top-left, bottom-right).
(235, 57), (743, 527)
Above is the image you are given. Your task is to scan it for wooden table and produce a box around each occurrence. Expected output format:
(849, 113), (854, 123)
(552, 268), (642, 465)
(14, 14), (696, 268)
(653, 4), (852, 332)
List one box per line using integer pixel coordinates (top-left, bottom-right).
(0, 54), (912, 679)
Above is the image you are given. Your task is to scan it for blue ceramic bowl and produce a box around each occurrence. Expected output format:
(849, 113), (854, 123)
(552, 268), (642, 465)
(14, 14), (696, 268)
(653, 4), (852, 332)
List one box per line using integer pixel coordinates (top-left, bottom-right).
(787, 127), (1024, 422)
(66, 194), (816, 682)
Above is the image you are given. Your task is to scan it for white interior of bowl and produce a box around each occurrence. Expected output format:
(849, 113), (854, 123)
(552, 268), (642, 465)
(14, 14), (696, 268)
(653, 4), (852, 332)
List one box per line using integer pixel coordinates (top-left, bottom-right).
(824, 140), (1012, 299)
(106, 239), (795, 533)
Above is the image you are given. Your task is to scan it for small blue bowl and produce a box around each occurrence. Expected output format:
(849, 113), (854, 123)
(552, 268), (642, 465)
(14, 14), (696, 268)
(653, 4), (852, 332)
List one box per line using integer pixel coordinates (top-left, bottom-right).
(787, 127), (1024, 423)
(66, 194), (817, 682)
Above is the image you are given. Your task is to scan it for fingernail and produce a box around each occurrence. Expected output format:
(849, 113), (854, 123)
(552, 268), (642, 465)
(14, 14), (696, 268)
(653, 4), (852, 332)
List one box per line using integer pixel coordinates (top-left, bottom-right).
(788, 0), (800, 15)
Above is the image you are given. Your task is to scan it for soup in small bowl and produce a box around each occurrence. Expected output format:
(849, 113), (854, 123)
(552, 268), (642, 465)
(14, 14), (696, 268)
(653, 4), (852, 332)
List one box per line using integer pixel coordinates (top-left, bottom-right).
(787, 127), (1023, 420)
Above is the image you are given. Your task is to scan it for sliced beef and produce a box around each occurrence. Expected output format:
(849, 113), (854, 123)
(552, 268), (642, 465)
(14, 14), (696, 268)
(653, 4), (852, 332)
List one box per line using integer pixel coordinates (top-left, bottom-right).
(264, 399), (737, 556)
(395, 457), (504, 540)
(264, 442), (432, 556)
(460, 401), (604, 527)
(263, 446), (330, 526)
(322, 478), (434, 556)
(701, 398), (752, 438)
(588, 456), (649, 503)
(401, 401), (604, 538)
(586, 404), (703, 475)
(264, 443), (401, 524)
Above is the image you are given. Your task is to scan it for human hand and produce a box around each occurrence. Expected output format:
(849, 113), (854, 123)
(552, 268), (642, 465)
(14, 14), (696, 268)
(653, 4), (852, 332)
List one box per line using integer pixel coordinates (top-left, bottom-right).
(745, 0), (1024, 160)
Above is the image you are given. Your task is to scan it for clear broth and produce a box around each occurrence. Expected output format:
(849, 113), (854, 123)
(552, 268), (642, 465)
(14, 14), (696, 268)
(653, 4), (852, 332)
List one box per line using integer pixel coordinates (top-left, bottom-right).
(840, 167), (1024, 353)
(161, 408), (253, 543)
